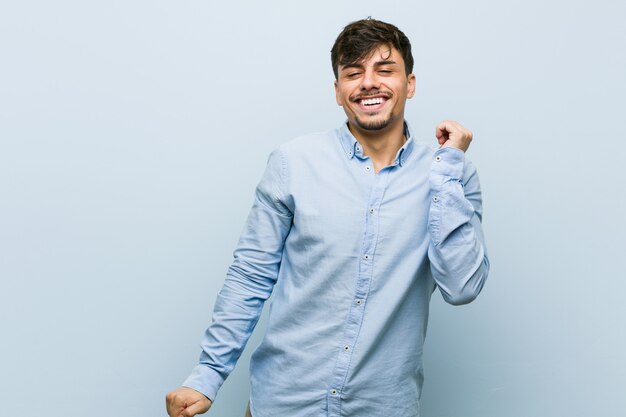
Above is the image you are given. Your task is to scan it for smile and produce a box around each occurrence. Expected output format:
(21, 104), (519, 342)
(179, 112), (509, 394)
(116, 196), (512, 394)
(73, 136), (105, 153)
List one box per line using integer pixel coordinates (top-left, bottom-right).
(356, 95), (389, 112)
(361, 97), (384, 106)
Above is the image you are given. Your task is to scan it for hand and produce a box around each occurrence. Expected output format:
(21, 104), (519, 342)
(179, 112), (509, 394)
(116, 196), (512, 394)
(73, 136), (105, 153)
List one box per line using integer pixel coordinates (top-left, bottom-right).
(166, 387), (212, 417)
(435, 120), (473, 152)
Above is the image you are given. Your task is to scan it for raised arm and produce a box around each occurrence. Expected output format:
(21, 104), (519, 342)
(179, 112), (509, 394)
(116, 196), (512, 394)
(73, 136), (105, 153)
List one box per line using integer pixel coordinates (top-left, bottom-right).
(428, 120), (490, 305)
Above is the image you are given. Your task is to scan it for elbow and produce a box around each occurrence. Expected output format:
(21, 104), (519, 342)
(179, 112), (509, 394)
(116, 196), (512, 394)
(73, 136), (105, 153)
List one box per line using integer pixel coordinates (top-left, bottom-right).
(442, 257), (489, 306)
(443, 286), (482, 306)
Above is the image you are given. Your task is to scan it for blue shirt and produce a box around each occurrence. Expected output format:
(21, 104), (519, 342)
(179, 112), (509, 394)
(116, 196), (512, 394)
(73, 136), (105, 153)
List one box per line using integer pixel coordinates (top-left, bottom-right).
(183, 121), (489, 417)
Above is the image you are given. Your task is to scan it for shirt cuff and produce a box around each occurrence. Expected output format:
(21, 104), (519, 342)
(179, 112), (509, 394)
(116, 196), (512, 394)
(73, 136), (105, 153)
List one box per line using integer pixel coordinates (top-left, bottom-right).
(430, 147), (465, 187)
(182, 364), (226, 402)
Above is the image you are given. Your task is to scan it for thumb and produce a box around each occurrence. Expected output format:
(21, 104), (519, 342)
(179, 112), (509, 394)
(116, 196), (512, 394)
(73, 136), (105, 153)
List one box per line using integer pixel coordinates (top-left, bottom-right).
(435, 121), (450, 144)
(435, 121), (449, 137)
(180, 398), (211, 417)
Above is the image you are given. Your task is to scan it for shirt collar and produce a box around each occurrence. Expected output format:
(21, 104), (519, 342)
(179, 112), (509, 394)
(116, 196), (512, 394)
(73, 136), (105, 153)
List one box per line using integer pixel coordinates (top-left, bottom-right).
(338, 120), (415, 167)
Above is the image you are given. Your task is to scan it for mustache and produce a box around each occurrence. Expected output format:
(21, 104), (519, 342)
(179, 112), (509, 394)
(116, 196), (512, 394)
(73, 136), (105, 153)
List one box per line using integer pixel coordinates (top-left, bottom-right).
(350, 90), (393, 102)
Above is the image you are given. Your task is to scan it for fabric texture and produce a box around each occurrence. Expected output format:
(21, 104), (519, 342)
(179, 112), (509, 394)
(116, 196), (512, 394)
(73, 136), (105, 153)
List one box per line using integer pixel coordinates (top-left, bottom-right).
(183, 121), (489, 417)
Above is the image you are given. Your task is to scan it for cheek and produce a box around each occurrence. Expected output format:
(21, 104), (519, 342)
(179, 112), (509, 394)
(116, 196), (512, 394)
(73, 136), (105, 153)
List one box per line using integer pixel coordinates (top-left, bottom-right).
(336, 94), (346, 106)
(336, 90), (350, 106)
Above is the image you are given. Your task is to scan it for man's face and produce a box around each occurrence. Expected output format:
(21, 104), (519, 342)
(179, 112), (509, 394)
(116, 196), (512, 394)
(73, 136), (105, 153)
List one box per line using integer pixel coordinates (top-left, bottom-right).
(334, 45), (416, 133)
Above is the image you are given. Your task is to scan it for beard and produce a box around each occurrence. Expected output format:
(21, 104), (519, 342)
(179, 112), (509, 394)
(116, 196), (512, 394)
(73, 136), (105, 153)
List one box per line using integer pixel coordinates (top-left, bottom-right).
(354, 112), (396, 131)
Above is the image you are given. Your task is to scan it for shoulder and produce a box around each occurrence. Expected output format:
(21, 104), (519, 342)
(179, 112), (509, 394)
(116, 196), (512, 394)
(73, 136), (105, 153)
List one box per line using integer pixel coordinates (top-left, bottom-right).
(278, 128), (339, 153)
(271, 128), (343, 165)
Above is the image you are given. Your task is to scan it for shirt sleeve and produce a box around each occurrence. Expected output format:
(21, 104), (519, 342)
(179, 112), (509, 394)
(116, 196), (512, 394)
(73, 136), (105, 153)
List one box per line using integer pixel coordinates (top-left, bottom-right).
(182, 148), (293, 400)
(427, 146), (490, 305)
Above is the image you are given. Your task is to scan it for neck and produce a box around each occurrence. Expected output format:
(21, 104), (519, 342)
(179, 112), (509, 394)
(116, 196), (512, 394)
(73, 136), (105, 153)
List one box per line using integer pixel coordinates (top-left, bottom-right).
(348, 120), (406, 173)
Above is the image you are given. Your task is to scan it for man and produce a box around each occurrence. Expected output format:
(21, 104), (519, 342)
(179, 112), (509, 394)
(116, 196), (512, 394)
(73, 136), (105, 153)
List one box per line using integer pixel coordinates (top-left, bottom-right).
(166, 18), (489, 417)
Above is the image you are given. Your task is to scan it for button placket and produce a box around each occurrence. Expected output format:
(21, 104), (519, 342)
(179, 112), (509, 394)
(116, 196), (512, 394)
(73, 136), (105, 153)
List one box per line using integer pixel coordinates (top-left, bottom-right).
(327, 169), (390, 416)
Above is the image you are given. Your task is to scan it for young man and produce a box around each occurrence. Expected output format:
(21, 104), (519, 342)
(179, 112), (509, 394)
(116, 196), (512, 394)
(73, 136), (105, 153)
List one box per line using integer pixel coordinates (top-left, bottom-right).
(166, 18), (489, 417)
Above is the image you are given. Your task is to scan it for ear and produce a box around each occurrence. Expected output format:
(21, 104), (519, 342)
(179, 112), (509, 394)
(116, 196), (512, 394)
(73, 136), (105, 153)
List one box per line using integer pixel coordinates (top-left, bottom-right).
(334, 80), (343, 106)
(406, 73), (416, 99)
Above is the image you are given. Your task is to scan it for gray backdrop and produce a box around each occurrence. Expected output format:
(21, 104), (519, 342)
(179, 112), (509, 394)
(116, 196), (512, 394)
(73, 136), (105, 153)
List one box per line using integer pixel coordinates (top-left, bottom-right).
(1, 1), (625, 416)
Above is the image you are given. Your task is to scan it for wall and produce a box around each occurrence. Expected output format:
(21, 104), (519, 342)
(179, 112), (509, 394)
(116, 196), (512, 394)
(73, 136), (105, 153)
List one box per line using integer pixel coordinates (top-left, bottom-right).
(1, 1), (624, 416)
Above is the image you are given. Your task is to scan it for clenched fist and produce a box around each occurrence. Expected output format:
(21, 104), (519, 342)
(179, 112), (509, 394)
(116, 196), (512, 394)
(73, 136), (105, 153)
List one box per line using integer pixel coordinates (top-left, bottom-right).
(165, 387), (212, 417)
(435, 120), (473, 152)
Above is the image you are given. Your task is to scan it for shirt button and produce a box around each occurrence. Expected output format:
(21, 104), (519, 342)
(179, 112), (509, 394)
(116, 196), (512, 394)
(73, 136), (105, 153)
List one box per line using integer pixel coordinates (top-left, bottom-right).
(356, 146), (361, 152)
(365, 166), (371, 171)
(330, 389), (338, 395)
(433, 196), (440, 202)
(369, 208), (375, 214)
(355, 299), (362, 305)
(363, 254), (370, 260)
(435, 155), (442, 162)
(343, 345), (350, 351)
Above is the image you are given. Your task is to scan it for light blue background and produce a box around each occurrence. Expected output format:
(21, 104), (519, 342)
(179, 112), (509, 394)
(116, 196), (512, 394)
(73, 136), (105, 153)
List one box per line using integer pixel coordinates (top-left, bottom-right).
(1, 1), (625, 416)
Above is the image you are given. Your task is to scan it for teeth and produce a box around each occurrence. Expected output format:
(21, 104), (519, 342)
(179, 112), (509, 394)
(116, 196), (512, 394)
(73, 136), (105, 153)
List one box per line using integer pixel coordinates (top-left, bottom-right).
(361, 97), (384, 106)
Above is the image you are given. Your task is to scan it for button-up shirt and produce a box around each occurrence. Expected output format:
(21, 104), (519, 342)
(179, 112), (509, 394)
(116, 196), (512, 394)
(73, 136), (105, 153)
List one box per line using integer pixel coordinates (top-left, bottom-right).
(183, 121), (489, 417)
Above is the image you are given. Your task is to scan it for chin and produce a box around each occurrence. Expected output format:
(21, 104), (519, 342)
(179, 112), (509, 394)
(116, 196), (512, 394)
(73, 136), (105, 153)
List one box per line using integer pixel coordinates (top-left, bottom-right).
(354, 114), (395, 131)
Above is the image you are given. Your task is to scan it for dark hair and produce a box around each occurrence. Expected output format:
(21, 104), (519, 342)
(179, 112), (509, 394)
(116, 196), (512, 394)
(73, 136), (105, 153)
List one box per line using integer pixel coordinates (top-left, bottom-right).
(331, 18), (414, 80)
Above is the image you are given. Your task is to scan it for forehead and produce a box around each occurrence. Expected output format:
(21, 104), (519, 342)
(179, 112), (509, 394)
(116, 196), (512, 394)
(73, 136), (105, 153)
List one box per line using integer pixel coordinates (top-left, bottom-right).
(341, 45), (404, 68)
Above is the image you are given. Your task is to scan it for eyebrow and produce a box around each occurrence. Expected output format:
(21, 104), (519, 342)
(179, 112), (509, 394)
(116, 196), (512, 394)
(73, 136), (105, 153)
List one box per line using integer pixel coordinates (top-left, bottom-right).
(374, 60), (397, 66)
(340, 60), (398, 71)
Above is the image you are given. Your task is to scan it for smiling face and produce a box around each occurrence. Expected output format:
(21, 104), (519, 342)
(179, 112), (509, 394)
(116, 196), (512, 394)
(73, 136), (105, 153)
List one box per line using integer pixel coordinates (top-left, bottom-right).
(334, 45), (416, 134)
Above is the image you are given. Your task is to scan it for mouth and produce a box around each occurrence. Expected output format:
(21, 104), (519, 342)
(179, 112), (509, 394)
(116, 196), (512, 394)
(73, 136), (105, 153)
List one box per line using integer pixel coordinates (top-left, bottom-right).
(354, 94), (390, 112)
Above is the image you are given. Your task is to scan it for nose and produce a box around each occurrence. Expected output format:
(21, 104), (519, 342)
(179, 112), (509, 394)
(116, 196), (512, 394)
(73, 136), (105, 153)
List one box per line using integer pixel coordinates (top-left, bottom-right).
(360, 67), (380, 91)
